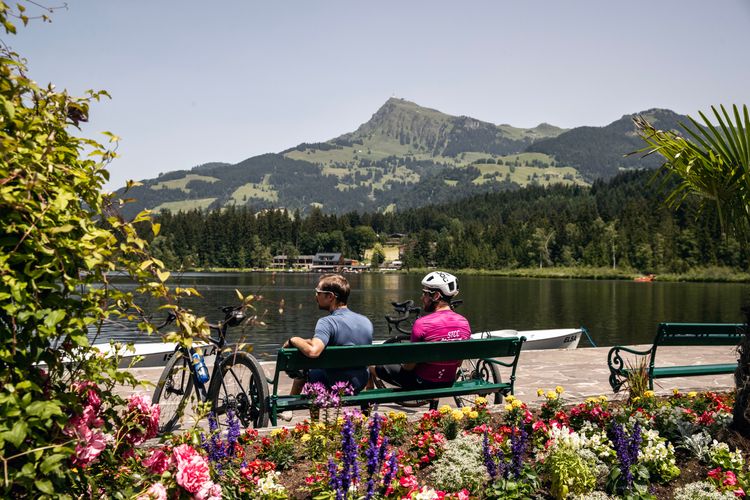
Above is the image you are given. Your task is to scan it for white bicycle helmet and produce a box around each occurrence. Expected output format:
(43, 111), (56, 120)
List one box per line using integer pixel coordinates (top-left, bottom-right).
(421, 271), (459, 298)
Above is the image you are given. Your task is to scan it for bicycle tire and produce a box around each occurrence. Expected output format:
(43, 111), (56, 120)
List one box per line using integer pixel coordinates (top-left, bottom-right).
(453, 358), (503, 407)
(152, 350), (194, 434)
(209, 352), (269, 429)
(377, 335), (433, 408)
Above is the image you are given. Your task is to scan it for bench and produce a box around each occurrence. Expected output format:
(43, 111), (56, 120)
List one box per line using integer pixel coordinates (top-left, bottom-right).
(607, 322), (745, 393)
(267, 336), (525, 426)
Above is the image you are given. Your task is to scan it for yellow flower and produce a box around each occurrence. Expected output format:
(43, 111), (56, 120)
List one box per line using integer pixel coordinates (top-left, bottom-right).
(555, 386), (564, 394)
(301, 434), (311, 442)
(673, 388), (680, 395)
(469, 411), (479, 419)
(505, 404), (513, 411)
(537, 388), (545, 397)
(439, 405), (452, 414)
(599, 395), (608, 402)
(452, 410), (464, 421)
(506, 395), (515, 402)
(644, 390), (655, 398)
(474, 396), (487, 406)
(271, 429), (283, 437)
(337, 416), (344, 426)
(315, 422), (326, 431)
(512, 399), (522, 409)
(688, 391), (697, 398)
(546, 391), (557, 400)
(461, 406), (471, 415)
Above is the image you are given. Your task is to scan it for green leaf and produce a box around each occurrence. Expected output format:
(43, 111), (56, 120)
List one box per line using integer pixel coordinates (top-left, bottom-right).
(2, 420), (28, 447)
(43, 310), (65, 328)
(40, 453), (67, 475)
(35, 479), (55, 495)
(25, 400), (63, 419)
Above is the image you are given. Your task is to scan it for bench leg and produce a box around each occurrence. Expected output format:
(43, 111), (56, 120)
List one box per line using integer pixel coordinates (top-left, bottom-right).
(429, 400), (439, 411)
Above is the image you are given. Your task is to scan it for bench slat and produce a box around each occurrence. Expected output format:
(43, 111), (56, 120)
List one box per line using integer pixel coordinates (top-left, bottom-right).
(274, 379), (511, 411)
(652, 363), (737, 378)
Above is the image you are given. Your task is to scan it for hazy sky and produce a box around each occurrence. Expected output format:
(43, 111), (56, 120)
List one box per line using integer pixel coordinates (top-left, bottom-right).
(8, 1), (750, 190)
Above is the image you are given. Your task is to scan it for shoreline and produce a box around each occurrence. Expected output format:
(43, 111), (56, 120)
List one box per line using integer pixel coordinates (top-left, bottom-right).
(166, 265), (750, 284)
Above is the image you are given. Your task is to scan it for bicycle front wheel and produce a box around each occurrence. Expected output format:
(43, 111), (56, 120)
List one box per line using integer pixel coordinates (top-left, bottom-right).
(453, 358), (503, 408)
(152, 350), (194, 434)
(209, 352), (269, 429)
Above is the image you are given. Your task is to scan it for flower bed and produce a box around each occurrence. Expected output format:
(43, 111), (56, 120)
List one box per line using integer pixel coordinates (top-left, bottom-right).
(70, 386), (750, 499)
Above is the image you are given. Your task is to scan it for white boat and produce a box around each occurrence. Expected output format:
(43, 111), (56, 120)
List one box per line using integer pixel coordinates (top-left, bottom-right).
(89, 342), (218, 369)
(470, 327), (583, 350)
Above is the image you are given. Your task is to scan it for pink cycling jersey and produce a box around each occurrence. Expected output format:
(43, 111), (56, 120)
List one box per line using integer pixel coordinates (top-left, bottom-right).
(411, 309), (471, 383)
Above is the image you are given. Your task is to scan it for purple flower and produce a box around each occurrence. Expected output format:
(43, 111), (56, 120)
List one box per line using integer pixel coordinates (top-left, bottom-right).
(610, 422), (642, 493)
(509, 426), (528, 479)
(483, 430), (508, 480)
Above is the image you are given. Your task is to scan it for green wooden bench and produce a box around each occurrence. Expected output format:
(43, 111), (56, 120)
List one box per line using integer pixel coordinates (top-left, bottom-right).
(267, 336), (525, 426)
(607, 322), (745, 392)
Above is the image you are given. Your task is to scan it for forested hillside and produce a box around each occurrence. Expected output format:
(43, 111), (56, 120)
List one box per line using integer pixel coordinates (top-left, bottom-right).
(148, 170), (746, 273)
(116, 98), (688, 217)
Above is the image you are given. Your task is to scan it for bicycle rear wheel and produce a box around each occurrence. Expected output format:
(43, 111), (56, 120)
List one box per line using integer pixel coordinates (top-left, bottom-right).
(379, 335), (432, 408)
(453, 358), (503, 408)
(152, 350), (194, 434)
(209, 352), (269, 429)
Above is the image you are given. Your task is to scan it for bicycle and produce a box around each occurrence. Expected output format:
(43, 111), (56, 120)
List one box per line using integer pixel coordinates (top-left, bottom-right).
(151, 305), (269, 434)
(380, 299), (503, 408)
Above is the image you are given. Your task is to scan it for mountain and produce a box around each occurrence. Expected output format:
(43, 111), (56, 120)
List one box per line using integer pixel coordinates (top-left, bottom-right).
(115, 98), (689, 217)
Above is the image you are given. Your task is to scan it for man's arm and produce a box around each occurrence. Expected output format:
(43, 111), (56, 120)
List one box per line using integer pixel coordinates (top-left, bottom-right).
(284, 336), (326, 358)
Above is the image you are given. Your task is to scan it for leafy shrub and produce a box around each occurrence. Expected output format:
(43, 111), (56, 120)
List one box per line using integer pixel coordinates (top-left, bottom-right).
(544, 445), (597, 499)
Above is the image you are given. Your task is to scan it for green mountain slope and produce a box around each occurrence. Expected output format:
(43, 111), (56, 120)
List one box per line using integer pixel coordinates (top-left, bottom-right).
(115, 99), (687, 217)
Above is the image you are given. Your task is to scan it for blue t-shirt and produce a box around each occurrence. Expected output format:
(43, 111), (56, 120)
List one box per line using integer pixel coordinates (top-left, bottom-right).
(311, 308), (373, 392)
(314, 308), (373, 347)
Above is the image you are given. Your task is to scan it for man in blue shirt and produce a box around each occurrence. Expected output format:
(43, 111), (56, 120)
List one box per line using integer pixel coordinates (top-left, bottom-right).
(283, 274), (373, 394)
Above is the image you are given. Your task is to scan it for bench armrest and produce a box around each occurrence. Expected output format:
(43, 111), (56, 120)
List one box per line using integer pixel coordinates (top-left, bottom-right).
(607, 345), (654, 393)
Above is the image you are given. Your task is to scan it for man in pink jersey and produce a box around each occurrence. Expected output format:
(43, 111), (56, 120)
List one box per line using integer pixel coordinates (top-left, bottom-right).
(371, 271), (471, 389)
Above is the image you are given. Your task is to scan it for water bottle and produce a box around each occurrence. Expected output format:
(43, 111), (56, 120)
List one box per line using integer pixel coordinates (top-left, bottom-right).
(191, 348), (210, 384)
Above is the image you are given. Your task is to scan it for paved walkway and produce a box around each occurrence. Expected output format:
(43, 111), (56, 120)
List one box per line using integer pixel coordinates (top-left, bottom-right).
(120, 345), (739, 429)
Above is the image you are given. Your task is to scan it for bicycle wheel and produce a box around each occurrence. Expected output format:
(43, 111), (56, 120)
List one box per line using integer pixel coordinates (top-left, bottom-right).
(209, 352), (269, 429)
(377, 335), (433, 408)
(152, 350), (194, 434)
(453, 358), (503, 407)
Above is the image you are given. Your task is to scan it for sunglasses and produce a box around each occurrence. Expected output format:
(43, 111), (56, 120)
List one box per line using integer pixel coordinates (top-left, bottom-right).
(315, 288), (336, 296)
(422, 289), (435, 296)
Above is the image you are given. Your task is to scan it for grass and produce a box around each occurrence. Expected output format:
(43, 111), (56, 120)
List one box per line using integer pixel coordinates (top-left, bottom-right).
(151, 174), (219, 192)
(153, 198), (216, 212)
(230, 182), (279, 203)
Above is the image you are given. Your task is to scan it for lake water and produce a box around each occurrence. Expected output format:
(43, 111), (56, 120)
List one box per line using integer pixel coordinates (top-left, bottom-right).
(96, 272), (750, 360)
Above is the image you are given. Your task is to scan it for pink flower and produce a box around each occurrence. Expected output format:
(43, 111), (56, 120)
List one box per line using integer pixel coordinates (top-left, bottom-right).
(136, 482), (167, 500)
(733, 488), (745, 497)
(724, 471), (739, 487)
(457, 489), (470, 500)
(72, 426), (108, 467)
(195, 481), (222, 500)
(708, 467), (723, 479)
(143, 448), (170, 475)
(173, 444), (211, 494)
(124, 394), (160, 445)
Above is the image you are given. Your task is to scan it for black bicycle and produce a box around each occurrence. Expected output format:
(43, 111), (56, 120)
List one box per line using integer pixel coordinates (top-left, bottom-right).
(151, 306), (269, 434)
(381, 299), (503, 407)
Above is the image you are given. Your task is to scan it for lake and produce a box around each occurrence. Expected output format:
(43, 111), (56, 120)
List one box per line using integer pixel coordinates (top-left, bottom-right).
(96, 272), (750, 359)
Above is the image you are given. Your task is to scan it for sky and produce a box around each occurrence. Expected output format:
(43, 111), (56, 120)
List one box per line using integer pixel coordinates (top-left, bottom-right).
(7, 0), (750, 190)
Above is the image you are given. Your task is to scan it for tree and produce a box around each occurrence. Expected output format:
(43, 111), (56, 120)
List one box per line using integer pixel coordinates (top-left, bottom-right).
(634, 105), (750, 434)
(0, 5), (218, 494)
(370, 243), (385, 269)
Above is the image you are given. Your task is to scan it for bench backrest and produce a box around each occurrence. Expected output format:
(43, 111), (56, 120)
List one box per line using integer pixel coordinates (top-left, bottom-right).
(654, 323), (746, 347)
(272, 337), (525, 390)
